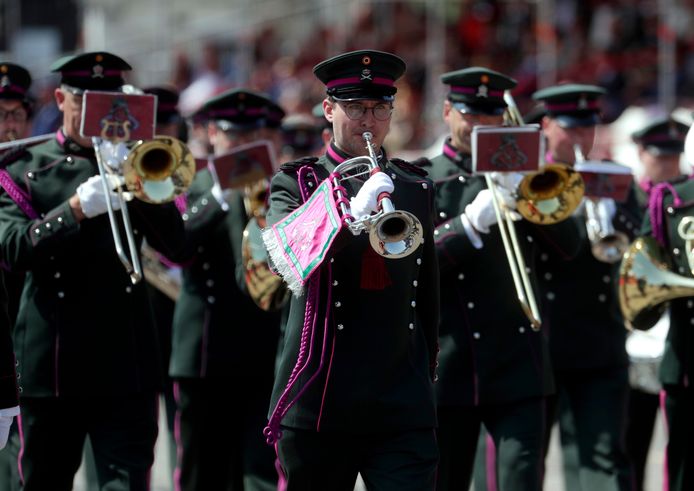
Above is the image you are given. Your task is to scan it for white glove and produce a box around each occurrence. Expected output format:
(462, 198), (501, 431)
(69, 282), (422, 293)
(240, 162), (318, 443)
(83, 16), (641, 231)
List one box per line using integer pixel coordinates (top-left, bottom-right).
(0, 406), (19, 450)
(349, 172), (394, 219)
(76, 175), (127, 218)
(464, 189), (501, 234)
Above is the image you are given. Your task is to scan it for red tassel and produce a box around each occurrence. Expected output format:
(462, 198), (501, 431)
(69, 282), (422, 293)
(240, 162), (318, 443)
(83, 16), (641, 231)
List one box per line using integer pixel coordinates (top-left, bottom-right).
(360, 246), (392, 290)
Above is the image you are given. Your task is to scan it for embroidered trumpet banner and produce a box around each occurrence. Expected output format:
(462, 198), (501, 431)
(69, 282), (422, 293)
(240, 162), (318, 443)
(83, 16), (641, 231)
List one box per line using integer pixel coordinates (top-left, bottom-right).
(263, 179), (342, 296)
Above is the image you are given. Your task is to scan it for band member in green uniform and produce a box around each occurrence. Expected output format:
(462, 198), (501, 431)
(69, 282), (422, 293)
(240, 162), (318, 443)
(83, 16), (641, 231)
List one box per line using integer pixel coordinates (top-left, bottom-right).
(532, 84), (641, 491)
(427, 67), (582, 491)
(169, 88), (282, 491)
(0, 52), (186, 491)
(0, 61), (32, 491)
(626, 116), (689, 491)
(635, 122), (694, 491)
(263, 49), (439, 491)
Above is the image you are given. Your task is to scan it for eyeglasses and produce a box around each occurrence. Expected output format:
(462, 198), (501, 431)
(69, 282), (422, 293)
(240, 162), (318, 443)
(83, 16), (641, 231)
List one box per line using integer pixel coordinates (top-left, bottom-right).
(0, 109), (28, 123)
(338, 102), (393, 121)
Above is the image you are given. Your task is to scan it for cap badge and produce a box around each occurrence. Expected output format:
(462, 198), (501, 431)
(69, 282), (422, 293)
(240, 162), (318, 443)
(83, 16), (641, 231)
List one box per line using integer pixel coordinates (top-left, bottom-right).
(92, 64), (104, 79)
(476, 85), (488, 98)
(361, 56), (371, 66)
(360, 69), (373, 82)
(577, 95), (588, 110)
(669, 122), (678, 139)
(0, 65), (7, 74)
(0, 76), (9, 88)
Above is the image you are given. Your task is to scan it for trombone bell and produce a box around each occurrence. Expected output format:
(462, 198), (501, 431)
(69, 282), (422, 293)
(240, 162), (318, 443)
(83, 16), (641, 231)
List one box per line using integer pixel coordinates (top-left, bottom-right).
(516, 164), (584, 224)
(123, 136), (196, 203)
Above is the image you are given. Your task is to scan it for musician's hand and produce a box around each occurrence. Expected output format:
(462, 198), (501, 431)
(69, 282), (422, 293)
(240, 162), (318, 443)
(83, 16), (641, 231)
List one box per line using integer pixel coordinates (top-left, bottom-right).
(210, 182), (230, 212)
(490, 172), (521, 211)
(349, 172), (394, 219)
(75, 175), (125, 219)
(464, 189), (499, 234)
(0, 406), (19, 450)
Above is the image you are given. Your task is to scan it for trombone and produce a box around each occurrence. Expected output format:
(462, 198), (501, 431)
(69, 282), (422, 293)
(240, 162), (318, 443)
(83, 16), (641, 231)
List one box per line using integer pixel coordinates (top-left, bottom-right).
(93, 135), (195, 283)
(486, 92), (585, 330)
(331, 132), (423, 258)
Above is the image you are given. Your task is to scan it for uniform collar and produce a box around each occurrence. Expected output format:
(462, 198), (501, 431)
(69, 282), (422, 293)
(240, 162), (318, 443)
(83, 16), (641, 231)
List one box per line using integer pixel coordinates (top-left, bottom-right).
(325, 140), (387, 168)
(442, 138), (472, 173)
(56, 128), (95, 158)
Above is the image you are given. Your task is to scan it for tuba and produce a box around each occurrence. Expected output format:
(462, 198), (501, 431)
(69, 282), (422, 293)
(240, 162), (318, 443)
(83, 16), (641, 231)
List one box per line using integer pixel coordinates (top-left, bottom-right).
(619, 235), (694, 330)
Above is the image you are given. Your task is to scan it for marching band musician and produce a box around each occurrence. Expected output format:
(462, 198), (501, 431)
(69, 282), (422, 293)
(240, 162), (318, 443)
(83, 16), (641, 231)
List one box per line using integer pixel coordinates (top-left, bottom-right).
(0, 52), (186, 491)
(532, 84), (641, 491)
(626, 116), (690, 491)
(168, 88), (281, 491)
(633, 123), (694, 491)
(425, 67), (581, 491)
(263, 49), (440, 491)
(0, 61), (32, 491)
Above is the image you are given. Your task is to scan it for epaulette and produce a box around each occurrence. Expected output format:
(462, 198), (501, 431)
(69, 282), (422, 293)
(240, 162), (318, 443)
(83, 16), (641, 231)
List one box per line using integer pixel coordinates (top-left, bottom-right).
(390, 158), (429, 177)
(279, 156), (319, 172)
(0, 145), (29, 170)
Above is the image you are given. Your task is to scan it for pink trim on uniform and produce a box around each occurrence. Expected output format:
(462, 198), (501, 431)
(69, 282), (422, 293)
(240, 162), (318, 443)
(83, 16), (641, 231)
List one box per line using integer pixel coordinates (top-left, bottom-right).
(545, 100), (599, 111)
(56, 129), (67, 146)
(660, 389), (669, 491)
(326, 76), (394, 88)
(173, 381), (183, 491)
(17, 412), (24, 484)
(642, 134), (683, 144)
(316, 266), (337, 432)
(0, 85), (26, 95)
(157, 103), (178, 110)
(485, 433), (499, 491)
(326, 145), (346, 164)
(450, 86), (503, 97)
(443, 142), (459, 161)
(0, 170), (38, 220)
(208, 107), (265, 117)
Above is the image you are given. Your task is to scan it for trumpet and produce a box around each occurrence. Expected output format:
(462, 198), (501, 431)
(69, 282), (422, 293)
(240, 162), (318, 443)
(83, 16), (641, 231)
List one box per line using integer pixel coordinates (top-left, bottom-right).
(573, 144), (629, 263)
(331, 132), (423, 259)
(93, 135), (195, 283)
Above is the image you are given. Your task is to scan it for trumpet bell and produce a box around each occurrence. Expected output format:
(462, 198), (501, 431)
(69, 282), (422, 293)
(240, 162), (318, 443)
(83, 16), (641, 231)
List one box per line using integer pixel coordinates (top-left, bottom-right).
(368, 209), (423, 259)
(516, 164), (584, 224)
(592, 232), (630, 264)
(619, 236), (694, 330)
(123, 136), (196, 203)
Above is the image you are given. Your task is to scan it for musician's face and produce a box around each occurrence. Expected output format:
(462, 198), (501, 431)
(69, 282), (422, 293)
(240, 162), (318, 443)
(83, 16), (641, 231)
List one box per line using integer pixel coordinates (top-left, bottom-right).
(55, 87), (91, 148)
(542, 116), (596, 165)
(209, 124), (262, 156)
(443, 101), (504, 154)
(638, 146), (681, 184)
(324, 98), (391, 157)
(0, 99), (29, 143)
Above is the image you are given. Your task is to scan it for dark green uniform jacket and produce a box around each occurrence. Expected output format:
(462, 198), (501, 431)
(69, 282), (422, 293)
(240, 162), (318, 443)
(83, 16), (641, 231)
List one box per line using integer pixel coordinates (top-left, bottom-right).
(169, 167), (280, 378)
(642, 177), (694, 388)
(428, 141), (580, 407)
(0, 274), (17, 408)
(266, 143), (439, 434)
(536, 163), (642, 372)
(0, 131), (185, 397)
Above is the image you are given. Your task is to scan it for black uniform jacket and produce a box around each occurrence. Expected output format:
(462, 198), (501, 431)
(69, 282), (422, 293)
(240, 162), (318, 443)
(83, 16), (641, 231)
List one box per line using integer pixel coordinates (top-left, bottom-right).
(266, 143), (440, 433)
(168, 167), (280, 379)
(428, 142), (580, 407)
(0, 274), (17, 408)
(0, 132), (185, 397)
(641, 177), (694, 388)
(536, 164), (643, 372)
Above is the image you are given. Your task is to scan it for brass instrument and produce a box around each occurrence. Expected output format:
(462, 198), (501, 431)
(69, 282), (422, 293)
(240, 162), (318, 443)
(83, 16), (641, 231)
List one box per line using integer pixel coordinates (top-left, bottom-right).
(487, 92), (584, 330)
(241, 176), (290, 312)
(141, 243), (181, 301)
(573, 144), (629, 263)
(619, 236), (694, 330)
(331, 132), (423, 258)
(93, 135), (195, 283)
